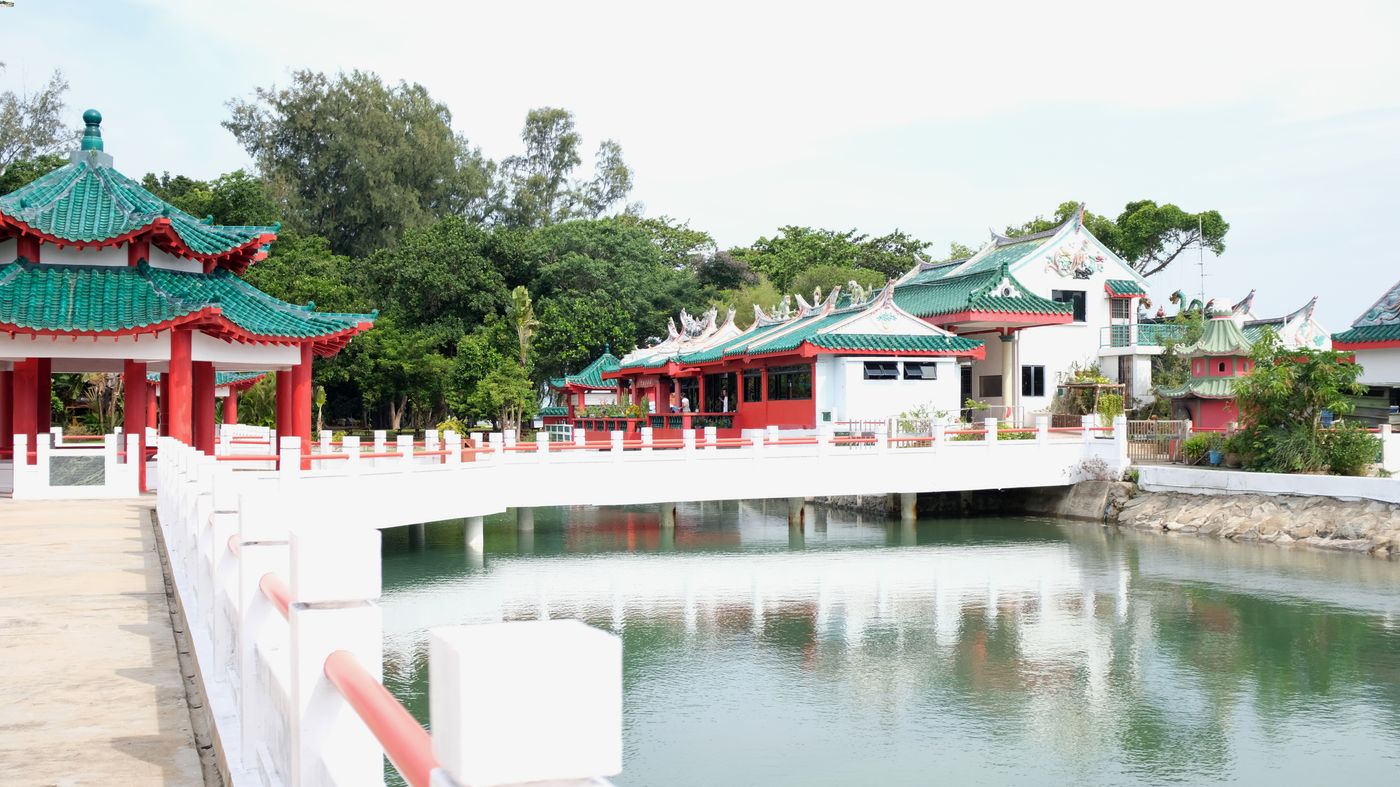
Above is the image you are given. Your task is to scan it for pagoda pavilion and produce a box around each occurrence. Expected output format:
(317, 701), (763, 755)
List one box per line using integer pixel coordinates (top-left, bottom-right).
(0, 110), (375, 484)
(546, 351), (621, 419)
(1157, 316), (1255, 430)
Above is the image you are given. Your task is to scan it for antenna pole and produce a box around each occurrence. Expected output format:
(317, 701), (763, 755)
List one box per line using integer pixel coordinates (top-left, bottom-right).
(1197, 215), (1207, 311)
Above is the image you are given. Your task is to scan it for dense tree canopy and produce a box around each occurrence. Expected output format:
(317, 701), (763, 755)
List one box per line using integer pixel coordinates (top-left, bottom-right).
(734, 226), (928, 290)
(1004, 200), (1229, 277)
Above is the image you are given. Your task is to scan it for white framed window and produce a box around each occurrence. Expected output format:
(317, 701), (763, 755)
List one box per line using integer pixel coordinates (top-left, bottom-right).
(863, 361), (899, 380)
(903, 362), (938, 380)
(1021, 365), (1046, 397)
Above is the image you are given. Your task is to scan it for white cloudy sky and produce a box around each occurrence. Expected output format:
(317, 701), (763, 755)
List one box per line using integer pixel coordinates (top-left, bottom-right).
(4, 0), (1399, 326)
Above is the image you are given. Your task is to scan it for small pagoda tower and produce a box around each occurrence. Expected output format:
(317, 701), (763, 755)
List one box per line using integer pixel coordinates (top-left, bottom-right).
(0, 110), (375, 482)
(1158, 315), (1255, 429)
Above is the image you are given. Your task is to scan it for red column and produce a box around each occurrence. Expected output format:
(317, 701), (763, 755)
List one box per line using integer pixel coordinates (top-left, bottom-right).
(193, 361), (216, 454)
(123, 360), (148, 491)
(35, 358), (51, 433)
(292, 344), (314, 469)
(168, 329), (193, 444)
(146, 382), (158, 432)
(12, 359), (38, 453)
(224, 390), (239, 425)
(275, 369), (292, 441)
(0, 369), (11, 455)
(158, 373), (170, 436)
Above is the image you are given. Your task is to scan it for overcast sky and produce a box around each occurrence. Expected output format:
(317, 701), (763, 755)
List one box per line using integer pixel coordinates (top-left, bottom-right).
(4, 0), (1399, 327)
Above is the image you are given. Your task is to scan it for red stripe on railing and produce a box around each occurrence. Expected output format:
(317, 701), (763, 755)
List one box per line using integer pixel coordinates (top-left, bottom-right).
(324, 650), (440, 787)
(228, 535), (241, 556)
(259, 573), (292, 620)
(217, 454), (280, 462)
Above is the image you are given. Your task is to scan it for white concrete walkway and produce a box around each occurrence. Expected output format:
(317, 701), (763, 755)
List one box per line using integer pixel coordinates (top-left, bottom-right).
(0, 497), (203, 786)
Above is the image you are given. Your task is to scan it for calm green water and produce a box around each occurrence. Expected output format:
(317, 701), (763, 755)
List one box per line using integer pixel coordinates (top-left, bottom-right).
(380, 503), (1400, 786)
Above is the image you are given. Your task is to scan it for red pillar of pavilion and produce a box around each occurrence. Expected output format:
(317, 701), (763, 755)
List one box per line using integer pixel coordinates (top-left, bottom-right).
(35, 358), (51, 433)
(0, 369), (12, 455)
(224, 389), (239, 425)
(123, 360), (148, 491)
(158, 373), (170, 436)
(168, 329), (194, 444)
(275, 369), (292, 443)
(192, 361), (216, 454)
(146, 382), (159, 433)
(12, 359), (38, 453)
(292, 344), (314, 470)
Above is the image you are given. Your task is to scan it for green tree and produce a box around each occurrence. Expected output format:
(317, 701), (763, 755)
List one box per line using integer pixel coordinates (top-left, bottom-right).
(734, 226), (927, 290)
(469, 360), (537, 432)
(509, 286), (539, 369)
(141, 169), (276, 226)
(1232, 331), (1371, 474)
(711, 275), (782, 329)
(225, 70), (492, 256)
(241, 232), (363, 312)
(0, 152), (65, 194)
(0, 66), (73, 178)
(499, 107), (634, 227)
(789, 265), (886, 304)
(335, 317), (452, 430)
(1006, 200), (1229, 277)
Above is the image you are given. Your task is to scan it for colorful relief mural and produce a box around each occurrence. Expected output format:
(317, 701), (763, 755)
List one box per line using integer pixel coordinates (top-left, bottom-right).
(1044, 237), (1105, 280)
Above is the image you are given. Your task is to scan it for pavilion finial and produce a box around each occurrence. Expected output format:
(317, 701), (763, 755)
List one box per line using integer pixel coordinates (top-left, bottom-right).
(81, 109), (104, 152)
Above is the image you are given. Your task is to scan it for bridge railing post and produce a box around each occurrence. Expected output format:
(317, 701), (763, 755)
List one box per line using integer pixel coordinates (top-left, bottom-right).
(931, 420), (946, 450)
(210, 465), (242, 678)
(235, 493), (291, 768)
(487, 432), (503, 463)
(373, 430), (386, 460)
(682, 429), (696, 454)
(537, 431), (551, 459)
(288, 523), (384, 786)
(396, 434), (415, 471)
(641, 427), (653, 453)
(319, 430), (332, 455)
(1114, 414), (1129, 467)
(574, 429), (587, 449)
(1081, 414), (1095, 446)
(984, 416), (999, 445)
(610, 430), (624, 460)
(504, 429), (517, 451)
(747, 428), (765, 459)
(704, 426), (717, 450)
(1036, 415), (1049, 446)
(191, 455), (218, 631)
(279, 436), (301, 483)
(430, 620), (622, 787)
(817, 424), (834, 456)
(425, 429), (440, 455)
(445, 431), (462, 466)
(343, 436), (361, 475)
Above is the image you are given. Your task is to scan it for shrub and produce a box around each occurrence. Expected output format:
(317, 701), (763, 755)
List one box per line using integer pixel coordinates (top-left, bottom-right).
(436, 417), (469, 436)
(1096, 392), (1124, 427)
(1321, 424), (1381, 476)
(1183, 433), (1212, 463)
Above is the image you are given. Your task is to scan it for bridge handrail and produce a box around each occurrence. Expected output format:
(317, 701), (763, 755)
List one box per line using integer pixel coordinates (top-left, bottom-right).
(324, 650), (440, 787)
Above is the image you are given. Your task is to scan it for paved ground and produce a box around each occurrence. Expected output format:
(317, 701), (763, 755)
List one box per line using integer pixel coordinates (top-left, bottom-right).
(0, 497), (203, 786)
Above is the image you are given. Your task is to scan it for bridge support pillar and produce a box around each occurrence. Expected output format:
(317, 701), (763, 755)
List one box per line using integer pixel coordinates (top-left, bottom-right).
(516, 506), (534, 532)
(899, 492), (918, 523)
(408, 522), (426, 549)
(786, 497), (805, 528)
(465, 516), (484, 549)
(658, 502), (677, 530)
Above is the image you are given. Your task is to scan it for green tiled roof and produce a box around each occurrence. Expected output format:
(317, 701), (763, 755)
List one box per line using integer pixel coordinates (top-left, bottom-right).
(550, 352), (620, 389)
(744, 312), (850, 354)
(1105, 279), (1146, 297)
(1158, 377), (1237, 400)
(893, 265), (1072, 321)
(1334, 278), (1400, 346)
(806, 333), (982, 353)
(0, 261), (374, 342)
(539, 405), (568, 417)
(953, 237), (1045, 276)
(146, 370), (267, 387)
(1333, 324), (1400, 344)
(1179, 318), (1251, 356)
(0, 157), (276, 261)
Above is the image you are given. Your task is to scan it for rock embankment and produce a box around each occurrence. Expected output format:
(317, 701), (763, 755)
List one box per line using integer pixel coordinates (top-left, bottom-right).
(1116, 491), (1400, 559)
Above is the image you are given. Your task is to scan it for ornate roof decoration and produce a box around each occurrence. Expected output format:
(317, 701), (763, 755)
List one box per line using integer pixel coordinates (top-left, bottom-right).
(892, 262), (1073, 324)
(1230, 289), (1256, 317)
(1333, 277), (1400, 347)
(0, 111), (278, 273)
(1177, 316), (1253, 357)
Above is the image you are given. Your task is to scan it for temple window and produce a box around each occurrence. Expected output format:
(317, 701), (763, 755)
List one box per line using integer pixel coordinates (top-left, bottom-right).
(980, 375), (1003, 398)
(863, 361), (898, 380)
(743, 369), (763, 403)
(767, 365), (812, 400)
(1021, 365), (1046, 397)
(1052, 289), (1087, 322)
(903, 362), (938, 381)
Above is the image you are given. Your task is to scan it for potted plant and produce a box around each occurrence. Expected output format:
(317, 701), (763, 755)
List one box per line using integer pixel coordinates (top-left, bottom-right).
(1182, 433), (1211, 465)
(1207, 432), (1225, 466)
(1223, 433), (1246, 468)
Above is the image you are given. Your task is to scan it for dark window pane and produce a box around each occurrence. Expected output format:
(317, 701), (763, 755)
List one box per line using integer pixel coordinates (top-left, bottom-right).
(1052, 289), (1087, 322)
(980, 375), (1003, 398)
(903, 362), (938, 380)
(863, 361), (898, 380)
(743, 369), (763, 402)
(768, 364), (813, 400)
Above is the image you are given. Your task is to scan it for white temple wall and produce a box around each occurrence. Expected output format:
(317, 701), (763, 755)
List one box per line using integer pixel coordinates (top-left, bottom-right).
(191, 332), (300, 369)
(0, 331), (171, 365)
(149, 246), (204, 273)
(815, 355), (960, 423)
(41, 244), (125, 267)
(1356, 347), (1400, 386)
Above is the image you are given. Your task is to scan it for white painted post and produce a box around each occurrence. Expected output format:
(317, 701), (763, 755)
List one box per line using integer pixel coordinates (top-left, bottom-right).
(35, 433), (52, 491)
(574, 429), (587, 448)
(984, 416), (999, 445)
(219, 431), (233, 457)
(430, 621), (622, 787)
(504, 428), (517, 449)
(1036, 414), (1050, 446)
(445, 431), (462, 466)
(640, 426), (654, 453)
(425, 429), (439, 453)
(1382, 424), (1398, 474)
(373, 430), (386, 457)
(487, 432), (503, 464)
(817, 424), (833, 457)
(288, 524), (384, 787)
(279, 436), (301, 483)
(1081, 414), (1095, 446)
(704, 426), (717, 450)
(396, 434), (415, 470)
(235, 493), (291, 765)
(931, 420), (946, 450)
(1114, 414), (1129, 467)
(191, 455), (217, 623)
(209, 464), (241, 677)
(343, 435), (361, 475)
(537, 431), (551, 457)
(682, 428), (697, 453)
(319, 430), (332, 454)
(610, 430), (624, 460)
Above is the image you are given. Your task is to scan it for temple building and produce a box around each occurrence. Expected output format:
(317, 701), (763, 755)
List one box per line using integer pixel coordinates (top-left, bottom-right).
(1333, 277), (1400, 426)
(1157, 316), (1255, 430)
(591, 282), (984, 437)
(892, 209), (1154, 413)
(545, 351), (621, 420)
(1226, 290), (1330, 350)
(0, 110), (375, 485)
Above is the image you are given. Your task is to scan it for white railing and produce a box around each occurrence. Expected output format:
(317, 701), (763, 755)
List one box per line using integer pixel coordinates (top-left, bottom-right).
(1383, 424), (1399, 475)
(156, 436), (623, 787)
(11, 428), (146, 500)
